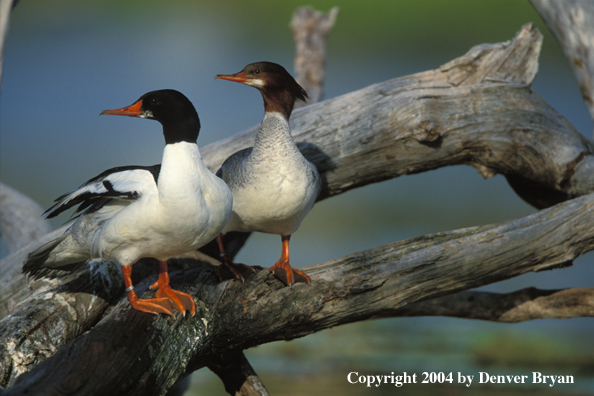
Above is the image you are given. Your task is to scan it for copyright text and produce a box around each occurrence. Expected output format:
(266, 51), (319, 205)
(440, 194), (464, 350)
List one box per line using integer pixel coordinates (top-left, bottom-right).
(347, 371), (575, 388)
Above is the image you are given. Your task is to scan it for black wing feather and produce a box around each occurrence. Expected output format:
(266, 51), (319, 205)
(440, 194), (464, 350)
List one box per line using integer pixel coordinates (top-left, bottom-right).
(44, 164), (161, 219)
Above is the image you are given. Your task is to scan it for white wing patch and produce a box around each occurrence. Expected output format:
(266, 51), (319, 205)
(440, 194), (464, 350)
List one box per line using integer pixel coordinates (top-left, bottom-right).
(100, 169), (157, 198)
(44, 168), (158, 219)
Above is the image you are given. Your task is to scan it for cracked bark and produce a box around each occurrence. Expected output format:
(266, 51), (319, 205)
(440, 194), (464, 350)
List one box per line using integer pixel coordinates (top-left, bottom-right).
(4, 190), (594, 395)
(531, 0), (594, 131)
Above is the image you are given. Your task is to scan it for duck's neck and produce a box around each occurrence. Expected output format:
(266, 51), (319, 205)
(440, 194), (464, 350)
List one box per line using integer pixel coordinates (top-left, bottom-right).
(260, 89), (295, 120)
(250, 112), (303, 167)
(251, 111), (292, 149)
(162, 118), (200, 145)
(158, 142), (203, 198)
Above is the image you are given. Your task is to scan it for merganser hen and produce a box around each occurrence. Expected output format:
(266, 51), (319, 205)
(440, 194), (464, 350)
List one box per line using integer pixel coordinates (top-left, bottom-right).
(23, 89), (233, 316)
(214, 61), (321, 286)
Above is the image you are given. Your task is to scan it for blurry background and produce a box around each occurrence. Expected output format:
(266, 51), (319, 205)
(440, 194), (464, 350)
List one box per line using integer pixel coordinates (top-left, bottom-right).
(1, 0), (593, 395)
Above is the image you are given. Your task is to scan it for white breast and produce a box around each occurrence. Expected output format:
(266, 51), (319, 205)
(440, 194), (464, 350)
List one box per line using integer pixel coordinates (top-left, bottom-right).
(222, 112), (321, 235)
(92, 142), (232, 265)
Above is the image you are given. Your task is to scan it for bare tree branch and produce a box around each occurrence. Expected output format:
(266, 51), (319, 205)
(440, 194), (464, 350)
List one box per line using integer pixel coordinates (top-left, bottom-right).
(391, 287), (594, 322)
(201, 24), (594, 210)
(4, 190), (594, 395)
(0, 0), (16, 86)
(208, 352), (270, 396)
(0, 183), (52, 318)
(291, 6), (339, 105)
(0, 225), (61, 320)
(0, 183), (53, 254)
(531, 0), (594, 131)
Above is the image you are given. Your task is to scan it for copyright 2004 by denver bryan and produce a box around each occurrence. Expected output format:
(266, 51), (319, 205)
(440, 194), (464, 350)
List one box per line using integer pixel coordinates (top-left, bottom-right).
(347, 371), (576, 389)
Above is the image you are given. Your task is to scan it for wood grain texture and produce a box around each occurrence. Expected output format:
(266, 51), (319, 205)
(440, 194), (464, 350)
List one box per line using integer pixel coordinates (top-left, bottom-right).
(531, 0), (594, 130)
(291, 6), (339, 105)
(0, 259), (123, 385)
(0, 183), (55, 320)
(0, 227), (67, 320)
(4, 191), (594, 395)
(200, 24), (594, 208)
(387, 287), (594, 322)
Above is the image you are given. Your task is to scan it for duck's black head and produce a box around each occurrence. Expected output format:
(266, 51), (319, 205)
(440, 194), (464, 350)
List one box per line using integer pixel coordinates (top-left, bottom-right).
(101, 89), (201, 144)
(215, 61), (308, 119)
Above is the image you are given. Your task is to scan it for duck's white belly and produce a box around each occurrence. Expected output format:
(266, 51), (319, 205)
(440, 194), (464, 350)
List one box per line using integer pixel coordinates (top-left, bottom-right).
(79, 148), (232, 266)
(224, 168), (318, 236)
(219, 112), (321, 236)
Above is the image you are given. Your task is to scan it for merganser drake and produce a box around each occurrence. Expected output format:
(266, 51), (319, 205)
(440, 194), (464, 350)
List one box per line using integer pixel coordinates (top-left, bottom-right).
(214, 61), (321, 286)
(23, 89), (233, 316)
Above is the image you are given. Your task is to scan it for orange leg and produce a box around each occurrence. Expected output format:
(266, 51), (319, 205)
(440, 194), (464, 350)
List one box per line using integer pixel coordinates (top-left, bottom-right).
(215, 233), (255, 282)
(149, 261), (196, 316)
(122, 266), (174, 316)
(269, 235), (310, 286)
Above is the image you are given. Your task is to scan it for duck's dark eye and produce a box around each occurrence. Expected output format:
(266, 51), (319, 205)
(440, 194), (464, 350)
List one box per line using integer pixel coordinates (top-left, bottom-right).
(254, 69), (261, 74)
(150, 98), (159, 105)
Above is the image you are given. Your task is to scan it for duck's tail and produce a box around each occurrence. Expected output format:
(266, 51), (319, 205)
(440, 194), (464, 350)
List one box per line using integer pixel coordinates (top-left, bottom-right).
(23, 234), (87, 279)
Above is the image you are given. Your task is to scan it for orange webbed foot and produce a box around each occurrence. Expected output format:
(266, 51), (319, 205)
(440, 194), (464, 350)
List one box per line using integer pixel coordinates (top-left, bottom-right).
(146, 261), (196, 316)
(269, 259), (310, 287)
(127, 289), (174, 317)
(150, 277), (196, 317)
(216, 255), (256, 282)
(122, 265), (174, 316)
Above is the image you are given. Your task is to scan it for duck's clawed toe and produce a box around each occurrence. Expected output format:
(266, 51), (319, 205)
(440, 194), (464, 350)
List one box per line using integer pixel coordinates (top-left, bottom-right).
(128, 291), (175, 317)
(158, 285), (196, 316)
(270, 259), (310, 287)
(216, 256), (256, 282)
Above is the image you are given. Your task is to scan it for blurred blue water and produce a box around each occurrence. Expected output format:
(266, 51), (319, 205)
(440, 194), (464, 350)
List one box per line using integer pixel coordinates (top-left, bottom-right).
(1, 1), (593, 394)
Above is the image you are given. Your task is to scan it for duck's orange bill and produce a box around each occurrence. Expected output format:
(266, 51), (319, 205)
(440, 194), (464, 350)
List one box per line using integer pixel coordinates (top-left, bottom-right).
(100, 99), (143, 116)
(215, 70), (248, 83)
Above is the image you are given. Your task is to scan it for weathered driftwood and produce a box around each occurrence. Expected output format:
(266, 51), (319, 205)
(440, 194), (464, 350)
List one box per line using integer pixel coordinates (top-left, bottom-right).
(208, 352), (271, 396)
(4, 190), (594, 395)
(0, 0), (15, 85)
(2, 19), (594, 396)
(0, 183), (55, 319)
(201, 24), (594, 210)
(0, 228), (65, 320)
(291, 6), (339, 106)
(531, 0), (594, 129)
(393, 287), (594, 322)
(0, 183), (53, 254)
